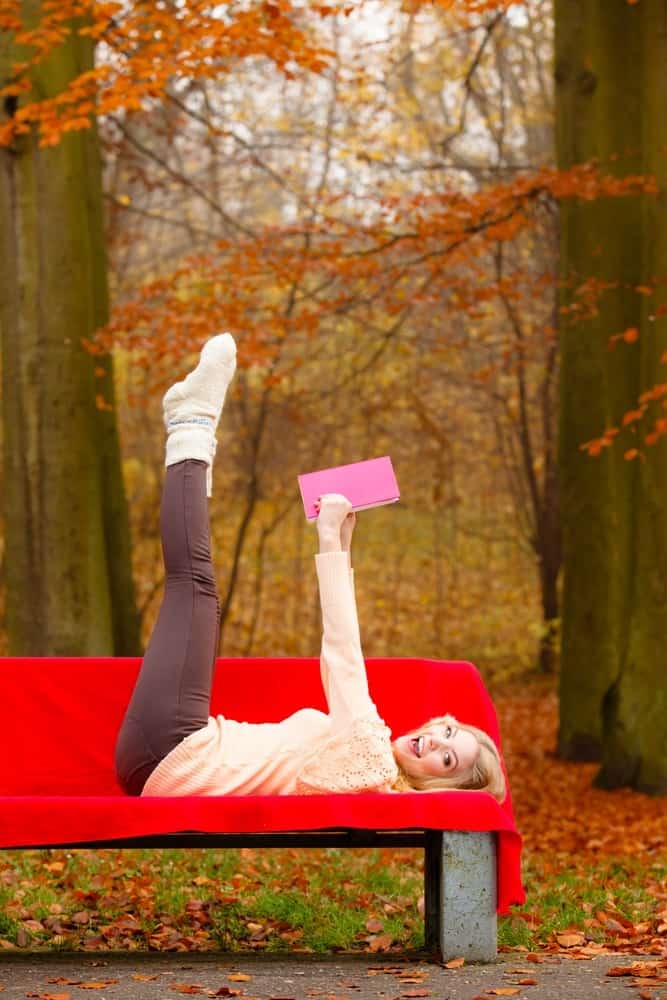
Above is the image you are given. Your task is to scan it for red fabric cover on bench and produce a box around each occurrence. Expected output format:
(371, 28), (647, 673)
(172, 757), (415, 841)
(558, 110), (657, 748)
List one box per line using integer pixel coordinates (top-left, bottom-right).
(0, 657), (524, 912)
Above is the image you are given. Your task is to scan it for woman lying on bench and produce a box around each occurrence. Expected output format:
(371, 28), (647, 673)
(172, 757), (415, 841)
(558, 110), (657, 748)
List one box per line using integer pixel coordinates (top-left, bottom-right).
(115, 335), (505, 801)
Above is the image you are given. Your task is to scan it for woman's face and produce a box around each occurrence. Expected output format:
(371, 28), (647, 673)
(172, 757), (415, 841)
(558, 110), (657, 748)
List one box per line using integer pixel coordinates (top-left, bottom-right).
(392, 720), (479, 779)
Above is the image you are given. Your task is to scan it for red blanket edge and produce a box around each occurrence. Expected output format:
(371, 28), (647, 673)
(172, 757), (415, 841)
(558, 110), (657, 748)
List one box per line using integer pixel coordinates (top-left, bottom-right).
(0, 794), (525, 914)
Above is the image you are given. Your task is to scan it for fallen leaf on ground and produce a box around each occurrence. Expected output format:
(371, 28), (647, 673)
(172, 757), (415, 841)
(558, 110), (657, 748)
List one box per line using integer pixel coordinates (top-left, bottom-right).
(228, 974), (252, 982)
(368, 934), (394, 953)
(607, 966), (634, 977)
(443, 957), (465, 969)
(556, 932), (585, 948)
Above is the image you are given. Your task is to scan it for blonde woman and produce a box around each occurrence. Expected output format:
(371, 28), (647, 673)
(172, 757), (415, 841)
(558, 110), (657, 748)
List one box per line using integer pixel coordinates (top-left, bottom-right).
(115, 334), (506, 802)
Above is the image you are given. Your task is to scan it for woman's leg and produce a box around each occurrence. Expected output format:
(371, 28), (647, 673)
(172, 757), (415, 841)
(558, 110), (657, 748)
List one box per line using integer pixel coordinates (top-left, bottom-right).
(115, 334), (236, 795)
(115, 460), (220, 794)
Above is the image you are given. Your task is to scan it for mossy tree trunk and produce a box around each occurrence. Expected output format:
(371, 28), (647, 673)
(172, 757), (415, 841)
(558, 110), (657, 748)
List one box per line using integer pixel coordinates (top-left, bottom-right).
(0, 3), (140, 654)
(555, 0), (667, 792)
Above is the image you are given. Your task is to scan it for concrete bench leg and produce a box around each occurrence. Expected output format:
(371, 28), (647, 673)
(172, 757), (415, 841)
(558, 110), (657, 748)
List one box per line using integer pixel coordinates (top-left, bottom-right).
(424, 831), (497, 962)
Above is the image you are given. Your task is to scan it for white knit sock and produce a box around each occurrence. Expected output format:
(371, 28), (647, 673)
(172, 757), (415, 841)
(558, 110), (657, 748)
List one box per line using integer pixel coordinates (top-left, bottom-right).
(163, 333), (237, 497)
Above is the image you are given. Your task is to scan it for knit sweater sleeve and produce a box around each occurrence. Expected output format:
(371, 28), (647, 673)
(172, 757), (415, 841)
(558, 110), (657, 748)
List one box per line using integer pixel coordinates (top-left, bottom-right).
(297, 552), (398, 794)
(315, 551), (374, 727)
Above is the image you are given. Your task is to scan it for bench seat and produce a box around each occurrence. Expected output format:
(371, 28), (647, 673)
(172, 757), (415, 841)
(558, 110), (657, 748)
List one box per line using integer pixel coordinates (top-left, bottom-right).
(0, 656), (525, 960)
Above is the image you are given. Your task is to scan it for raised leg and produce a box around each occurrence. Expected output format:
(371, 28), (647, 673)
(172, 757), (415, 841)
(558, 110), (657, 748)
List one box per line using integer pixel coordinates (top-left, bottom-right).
(115, 334), (237, 796)
(115, 460), (221, 795)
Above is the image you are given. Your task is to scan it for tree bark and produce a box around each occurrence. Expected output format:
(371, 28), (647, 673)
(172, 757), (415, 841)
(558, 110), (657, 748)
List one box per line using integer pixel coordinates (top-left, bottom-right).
(595, 0), (667, 794)
(555, 0), (667, 791)
(0, 3), (140, 654)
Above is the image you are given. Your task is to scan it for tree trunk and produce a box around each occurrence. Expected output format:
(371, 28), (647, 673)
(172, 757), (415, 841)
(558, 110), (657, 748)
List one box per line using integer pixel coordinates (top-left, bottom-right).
(555, 0), (667, 792)
(0, 3), (140, 654)
(595, 0), (667, 794)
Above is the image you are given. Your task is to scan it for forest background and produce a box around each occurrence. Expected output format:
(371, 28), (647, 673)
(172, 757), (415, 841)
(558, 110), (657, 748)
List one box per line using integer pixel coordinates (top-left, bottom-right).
(0, 3), (572, 676)
(0, 0), (666, 963)
(0, 0), (570, 677)
(2, 0), (665, 791)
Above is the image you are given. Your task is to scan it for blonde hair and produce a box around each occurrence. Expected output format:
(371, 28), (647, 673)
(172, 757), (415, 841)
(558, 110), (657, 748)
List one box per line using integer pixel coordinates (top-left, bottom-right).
(391, 713), (507, 802)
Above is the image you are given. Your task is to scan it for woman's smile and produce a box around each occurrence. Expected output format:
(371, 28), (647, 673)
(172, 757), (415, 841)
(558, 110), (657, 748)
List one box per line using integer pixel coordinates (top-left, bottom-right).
(394, 722), (480, 778)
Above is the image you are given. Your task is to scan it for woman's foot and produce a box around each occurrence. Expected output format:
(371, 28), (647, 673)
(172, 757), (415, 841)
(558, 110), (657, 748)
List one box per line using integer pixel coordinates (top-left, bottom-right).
(163, 333), (237, 497)
(163, 333), (237, 432)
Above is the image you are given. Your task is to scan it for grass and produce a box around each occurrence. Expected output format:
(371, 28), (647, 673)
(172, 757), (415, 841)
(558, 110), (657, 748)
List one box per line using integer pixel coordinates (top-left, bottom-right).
(0, 846), (664, 954)
(501, 854), (666, 950)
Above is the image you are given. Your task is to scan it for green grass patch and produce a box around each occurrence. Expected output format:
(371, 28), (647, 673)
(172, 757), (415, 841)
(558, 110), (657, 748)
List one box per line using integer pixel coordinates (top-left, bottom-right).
(0, 847), (663, 953)
(499, 854), (667, 950)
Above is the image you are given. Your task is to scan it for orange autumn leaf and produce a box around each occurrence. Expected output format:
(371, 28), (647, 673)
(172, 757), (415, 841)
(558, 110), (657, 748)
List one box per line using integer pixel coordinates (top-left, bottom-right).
(622, 408), (645, 425)
(443, 957), (465, 969)
(368, 933), (395, 952)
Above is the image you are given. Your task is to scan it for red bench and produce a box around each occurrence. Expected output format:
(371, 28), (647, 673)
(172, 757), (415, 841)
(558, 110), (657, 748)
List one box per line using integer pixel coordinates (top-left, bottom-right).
(0, 657), (524, 960)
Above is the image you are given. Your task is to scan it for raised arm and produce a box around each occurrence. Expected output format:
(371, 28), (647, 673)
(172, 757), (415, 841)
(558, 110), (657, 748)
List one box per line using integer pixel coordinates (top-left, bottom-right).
(314, 495), (375, 727)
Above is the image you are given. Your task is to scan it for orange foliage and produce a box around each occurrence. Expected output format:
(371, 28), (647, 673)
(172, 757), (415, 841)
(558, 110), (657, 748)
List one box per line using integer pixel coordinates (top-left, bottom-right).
(4, 0), (664, 458)
(94, 160), (657, 390)
(0, 0), (332, 148)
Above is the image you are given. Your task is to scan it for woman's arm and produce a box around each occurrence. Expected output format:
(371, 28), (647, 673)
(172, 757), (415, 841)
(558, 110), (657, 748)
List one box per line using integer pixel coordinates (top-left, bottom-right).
(314, 496), (374, 727)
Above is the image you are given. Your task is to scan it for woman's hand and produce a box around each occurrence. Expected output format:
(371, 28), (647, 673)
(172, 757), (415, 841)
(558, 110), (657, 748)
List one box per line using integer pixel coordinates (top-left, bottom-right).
(340, 510), (356, 553)
(315, 494), (353, 553)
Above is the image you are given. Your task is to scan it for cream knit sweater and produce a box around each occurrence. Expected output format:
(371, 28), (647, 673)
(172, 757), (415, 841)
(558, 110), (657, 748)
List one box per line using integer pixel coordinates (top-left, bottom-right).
(141, 551), (398, 796)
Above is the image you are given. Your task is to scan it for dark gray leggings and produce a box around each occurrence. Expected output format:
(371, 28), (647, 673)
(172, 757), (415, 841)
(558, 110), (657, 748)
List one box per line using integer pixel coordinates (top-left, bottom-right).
(115, 460), (221, 795)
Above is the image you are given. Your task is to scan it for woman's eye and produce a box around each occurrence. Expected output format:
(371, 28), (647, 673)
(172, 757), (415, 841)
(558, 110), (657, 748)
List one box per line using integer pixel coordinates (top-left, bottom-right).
(445, 726), (452, 738)
(443, 752), (451, 768)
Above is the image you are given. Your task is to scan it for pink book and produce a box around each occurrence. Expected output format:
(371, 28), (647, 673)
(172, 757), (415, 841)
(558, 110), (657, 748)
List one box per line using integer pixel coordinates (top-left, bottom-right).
(298, 456), (400, 521)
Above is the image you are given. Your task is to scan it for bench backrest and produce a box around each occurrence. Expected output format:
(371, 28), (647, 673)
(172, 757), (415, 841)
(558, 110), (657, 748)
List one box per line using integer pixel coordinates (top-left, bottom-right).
(0, 657), (500, 795)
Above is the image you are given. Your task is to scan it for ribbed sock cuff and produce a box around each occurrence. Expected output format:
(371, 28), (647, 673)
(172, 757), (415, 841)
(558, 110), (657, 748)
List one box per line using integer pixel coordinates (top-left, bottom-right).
(165, 426), (215, 497)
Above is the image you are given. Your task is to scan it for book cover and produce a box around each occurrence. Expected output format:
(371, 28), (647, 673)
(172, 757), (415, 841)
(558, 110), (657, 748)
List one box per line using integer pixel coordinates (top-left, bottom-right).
(298, 456), (400, 521)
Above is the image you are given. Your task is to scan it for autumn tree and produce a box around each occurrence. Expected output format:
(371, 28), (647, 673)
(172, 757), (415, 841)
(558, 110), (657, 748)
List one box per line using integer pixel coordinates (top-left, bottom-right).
(0, 0), (328, 653)
(91, 0), (648, 676)
(555, 0), (667, 792)
(0, 1), (140, 654)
